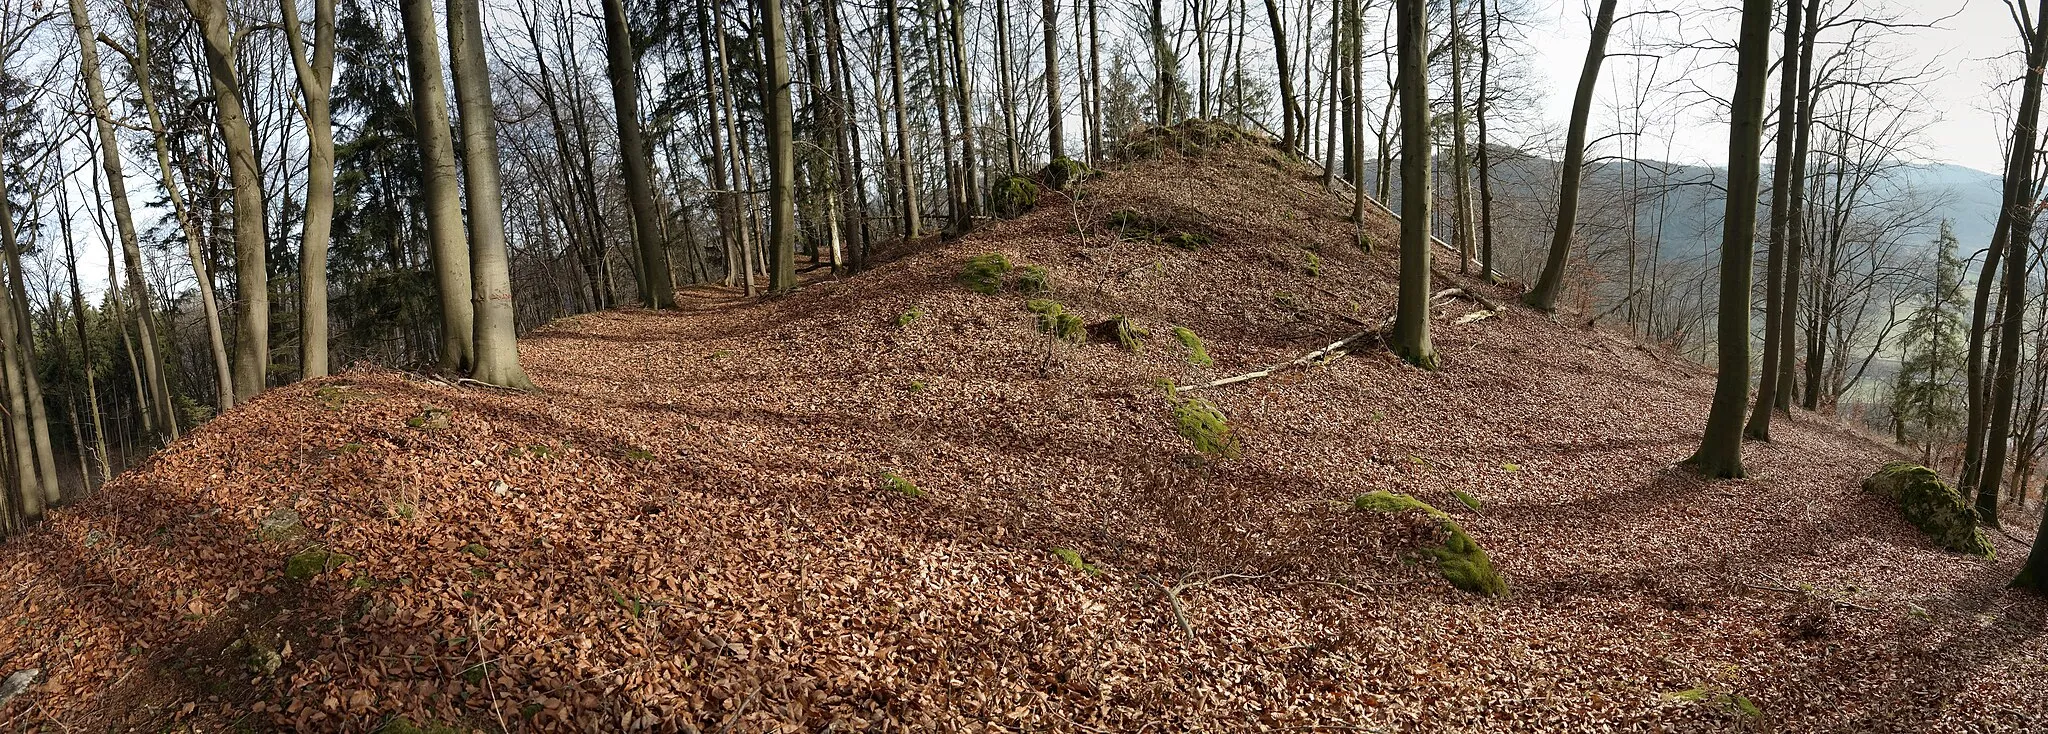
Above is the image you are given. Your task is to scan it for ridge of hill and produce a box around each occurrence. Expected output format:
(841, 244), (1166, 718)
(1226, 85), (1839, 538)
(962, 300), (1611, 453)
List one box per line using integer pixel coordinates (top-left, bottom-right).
(1, 125), (2044, 732)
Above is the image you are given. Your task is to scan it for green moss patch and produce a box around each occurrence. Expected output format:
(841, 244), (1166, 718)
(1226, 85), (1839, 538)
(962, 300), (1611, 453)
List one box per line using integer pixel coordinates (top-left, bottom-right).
(881, 472), (925, 498)
(959, 253), (1014, 294)
(1172, 397), (1241, 458)
(285, 549), (354, 581)
(1863, 462), (1994, 557)
(895, 306), (924, 327)
(1016, 265), (1051, 295)
(1052, 548), (1101, 576)
(1172, 326), (1213, 366)
(1027, 300), (1086, 343)
(1162, 231), (1211, 250)
(1304, 251), (1322, 276)
(1453, 490), (1483, 513)
(406, 406), (451, 431)
(1352, 491), (1507, 597)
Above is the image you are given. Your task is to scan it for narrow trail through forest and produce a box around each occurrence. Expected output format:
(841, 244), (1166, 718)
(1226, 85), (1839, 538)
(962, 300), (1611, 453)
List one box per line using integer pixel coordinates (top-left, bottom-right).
(1, 131), (2044, 732)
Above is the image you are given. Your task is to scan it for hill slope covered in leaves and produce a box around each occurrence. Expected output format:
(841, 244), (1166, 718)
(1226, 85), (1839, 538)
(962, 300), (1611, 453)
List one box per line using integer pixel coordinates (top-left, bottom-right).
(2, 125), (2045, 732)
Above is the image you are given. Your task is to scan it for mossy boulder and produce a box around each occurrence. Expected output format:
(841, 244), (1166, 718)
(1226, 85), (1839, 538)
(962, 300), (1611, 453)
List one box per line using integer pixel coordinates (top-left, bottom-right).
(1042, 156), (1094, 192)
(1016, 265), (1052, 295)
(993, 175), (1041, 218)
(1026, 300), (1086, 343)
(958, 253), (1013, 294)
(1172, 397), (1241, 458)
(284, 549), (354, 581)
(1171, 326), (1213, 366)
(1863, 462), (1995, 557)
(1352, 491), (1508, 597)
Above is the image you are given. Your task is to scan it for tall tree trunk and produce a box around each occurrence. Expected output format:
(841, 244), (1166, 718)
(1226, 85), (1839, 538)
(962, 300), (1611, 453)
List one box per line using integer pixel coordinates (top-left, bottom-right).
(1525, 0), (1618, 312)
(1346, 0), (1363, 224)
(280, 0), (337, 378)
(1150, 0), (1174, 127)
(714, 8), (761, 294)
(1476, 0), (1494, 279)
(447, 0), (537, 389)
(0, 179), (57, 507)
(1088, 0), (1103, 160)
(1773, 1), (1817, 415)
(1977, 0), (2048, 525)
(58, 181), (110, 488)
(761, 0), (798, 293)
(70, 0), (178, 442)
(825, 0), (871, 267)
(885, 0), (922, 237)
(602, 0), (677, 309)
(1262, 0), (1298, 152)
(1447, 0), (1475, 273)
(1687, 0), (1774, 479)
(1745, 0), (1803, 441)
(1391, 0), (1435, 370)
(949, 0), (981, 222)
(398, 0), (475, 372)
(0, 173), (49, 513)
(187, 0), (271, 405)
(1044, 0), (1064, 159)
(120, 3), (235, 411)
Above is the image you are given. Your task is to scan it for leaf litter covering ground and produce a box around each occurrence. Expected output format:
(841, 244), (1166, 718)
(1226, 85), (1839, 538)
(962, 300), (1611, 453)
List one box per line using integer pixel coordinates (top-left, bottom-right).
(4, 134), (2048, 732)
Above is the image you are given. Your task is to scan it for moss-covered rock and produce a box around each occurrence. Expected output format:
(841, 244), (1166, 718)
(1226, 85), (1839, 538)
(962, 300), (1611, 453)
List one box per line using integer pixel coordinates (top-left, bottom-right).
(1016, 265), (1052, 295)
(958, 253), (1013, 294)
(285, 549), (354, 581)
(993, 175), (1041, 218)
(1109, 208), (1158, 236)
(1042, 156), (1093, 192)
(1161, 231), (1211, 250)
(1172, 398), (1241, 458)
(1352, 491), (1508, 597)
(1863, 462), (1995, 557)
(1027, 300), (1086, 343)
(1172, 326), (1213, 366)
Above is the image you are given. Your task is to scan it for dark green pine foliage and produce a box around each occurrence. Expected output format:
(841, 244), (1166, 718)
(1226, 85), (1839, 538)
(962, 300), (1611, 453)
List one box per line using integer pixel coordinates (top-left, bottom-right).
(1890, 221), (1968, 459)
(328, 0), (440, 366)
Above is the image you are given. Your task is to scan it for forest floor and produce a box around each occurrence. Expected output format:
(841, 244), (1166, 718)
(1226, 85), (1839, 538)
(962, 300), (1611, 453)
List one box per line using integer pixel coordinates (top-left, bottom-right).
(3, 124), (2046, 732)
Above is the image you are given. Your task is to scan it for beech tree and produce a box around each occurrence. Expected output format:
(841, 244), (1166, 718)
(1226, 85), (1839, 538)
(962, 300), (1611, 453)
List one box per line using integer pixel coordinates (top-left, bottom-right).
(1391, 0), (1434, 370)
(1687, 0), (1773, 479)
(1523, 0), (1617, 312)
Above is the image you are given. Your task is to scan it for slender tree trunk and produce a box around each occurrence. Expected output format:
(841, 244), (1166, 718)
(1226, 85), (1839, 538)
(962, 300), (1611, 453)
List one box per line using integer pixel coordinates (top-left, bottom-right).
(886, 0), (922, 236)
(1476, 0), (1494, 279)
(1151, 0), (1175, 126)
(1687, 0), (1773, 479)
(58, 181), (110, 488)
(1088, 0), (1103, 159)
(447, 0), (537, 389)
(1447, 0), (1475, 273)
(714, 8), (761, 294)
(1745, 0), (1803, 441)
(0, 174), (49, 513)
(279, 0), (337, 377)
(1977, 1), (2048, 525)
(187, 0), (271, 405)
(761, 0), (798, 292)
(950, 0), (981, 222)
(119, 4), (236, 410)
(0, 181), (57, 506)
(1262, 0), (1298, 152)
(602, 0), (677, 309)
(400, 0), (475, 371)
(1391, 0), (1435, 370)
(70, 0), (178, 441)
(1044, 0), (1064, 159)
(1525, 0), (1618, 312)
(1774, 0), (1818, 415)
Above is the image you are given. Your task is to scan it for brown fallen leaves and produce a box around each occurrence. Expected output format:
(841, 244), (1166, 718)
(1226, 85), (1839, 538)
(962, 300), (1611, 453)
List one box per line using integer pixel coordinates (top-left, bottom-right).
(1, 138), (2045, 732)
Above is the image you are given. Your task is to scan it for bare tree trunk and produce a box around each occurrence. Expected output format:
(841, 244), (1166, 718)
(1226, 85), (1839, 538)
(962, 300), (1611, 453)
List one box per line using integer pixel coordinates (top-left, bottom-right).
(1977, 0), (2048, 525)
(949, 0), (982, 222)
(1391, 0), (1435, 370)
(1774, 0), (1818, 416)
(187, 0), (271, 405)
(602, 0), (677, 308)
(0, 173), (48, 514)
(0, 178), (57, 507)
(1476, 0), (1494, 279)
(1044, 0), (1064, 159)
(447, 0), (537, 389)
(713, 8), (760, 294)
(1746, 0), (1803, 441)
(57, 179), (110, 489)
(1525, 0), (1617, 312)
(886, 0), (922, 236)
(1688, 0), (1774, 479)
(1447, 0), (1475, 273)
(279, 0), (337, 377)
(70, 0), (178, 441)
(1150, 0), (1175, 127)
(1088, 0), (1103, 159)
(1262, 0), (1298, 152)
(761, 0), (798, 292)
(398, 0), (474, 372)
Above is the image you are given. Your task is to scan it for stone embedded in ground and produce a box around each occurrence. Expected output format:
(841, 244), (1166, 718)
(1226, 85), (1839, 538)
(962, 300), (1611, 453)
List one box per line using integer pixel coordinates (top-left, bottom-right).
(1861, 462), (1995, 557)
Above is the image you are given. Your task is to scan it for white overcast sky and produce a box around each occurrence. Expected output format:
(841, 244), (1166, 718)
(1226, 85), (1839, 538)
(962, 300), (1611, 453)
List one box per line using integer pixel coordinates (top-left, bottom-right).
(1523, 0), (2019, 174)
